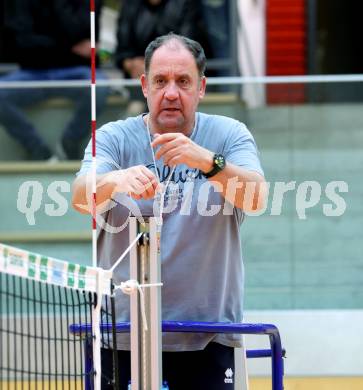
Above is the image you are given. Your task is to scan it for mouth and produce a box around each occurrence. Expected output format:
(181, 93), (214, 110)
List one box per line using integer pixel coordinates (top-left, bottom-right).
(162, 108), (180, 112)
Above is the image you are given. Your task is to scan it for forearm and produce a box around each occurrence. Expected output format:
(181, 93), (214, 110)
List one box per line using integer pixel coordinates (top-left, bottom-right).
(199, 153), (267, 212)
(211, 164), (267, 212)
(72, 172), (117, 214)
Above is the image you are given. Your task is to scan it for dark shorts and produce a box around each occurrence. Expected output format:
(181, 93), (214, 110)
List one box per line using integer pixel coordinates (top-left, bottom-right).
(101, 342), (235, 390)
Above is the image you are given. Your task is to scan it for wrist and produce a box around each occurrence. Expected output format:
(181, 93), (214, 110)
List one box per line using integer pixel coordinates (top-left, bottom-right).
(202, 153), (226, 178)
(199, 150), (214, 173)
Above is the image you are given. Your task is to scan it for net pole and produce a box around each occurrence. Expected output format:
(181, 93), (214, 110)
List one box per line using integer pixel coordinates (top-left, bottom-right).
(149, 218), (163, 389)
(129, 217), (140, 390)
(129, 217), (163, 390)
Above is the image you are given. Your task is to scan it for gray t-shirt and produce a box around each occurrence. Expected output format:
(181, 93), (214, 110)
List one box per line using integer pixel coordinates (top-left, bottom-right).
(78, 112), (263, 351)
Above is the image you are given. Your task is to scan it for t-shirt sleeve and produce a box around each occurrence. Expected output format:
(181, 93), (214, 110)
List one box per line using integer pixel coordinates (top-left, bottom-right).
(224, 122), (264, 176)
(77, 123), (124, 177)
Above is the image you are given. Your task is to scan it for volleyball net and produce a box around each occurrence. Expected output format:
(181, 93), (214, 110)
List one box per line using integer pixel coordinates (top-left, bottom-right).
(0, 243), (117, 390)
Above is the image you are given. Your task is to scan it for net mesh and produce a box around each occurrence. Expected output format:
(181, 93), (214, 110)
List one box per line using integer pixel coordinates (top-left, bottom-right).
(0, 244), (117, 390)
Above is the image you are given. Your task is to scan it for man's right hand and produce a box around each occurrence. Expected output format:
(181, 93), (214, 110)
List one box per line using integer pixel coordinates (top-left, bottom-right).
(108, 165), (159, 200)
(72, 166), (159, 214)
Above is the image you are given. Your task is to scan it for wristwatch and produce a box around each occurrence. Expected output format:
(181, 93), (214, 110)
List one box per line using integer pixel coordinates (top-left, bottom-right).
(203, 153), (226, 178)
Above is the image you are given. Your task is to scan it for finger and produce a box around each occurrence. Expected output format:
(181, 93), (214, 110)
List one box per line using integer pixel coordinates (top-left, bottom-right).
(140, 166), (158, 182)
(138, 177), (158, 197)
(128, 188), (142, 200)
(129, 181), (144, 195)
(132, 177), (157, 199)
(131, 183), (155, 200)
(132, 168), (156, 188)
(162, 146), (181, 166)
(142, 180), (157, 199)
(130, 192), (142, 200)
(135, 173), (152, 186)
(148, 177), (159, 191)
(151, 133), (178, 148)
(166, 154), (182, 167)
(155, 139), (180, 160)
(139, 167), (159, 193)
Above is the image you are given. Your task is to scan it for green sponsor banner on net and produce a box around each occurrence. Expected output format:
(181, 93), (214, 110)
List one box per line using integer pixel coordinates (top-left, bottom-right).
(28, 254), (36, 278)
(67, 262), (76, 287)
(78, 265), (87, 289)
(40, 256), (49, 281)
(1, 243), (112, 295)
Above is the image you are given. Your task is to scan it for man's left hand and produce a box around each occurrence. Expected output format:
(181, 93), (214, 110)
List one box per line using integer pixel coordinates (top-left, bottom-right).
(151, 133), (214, 172)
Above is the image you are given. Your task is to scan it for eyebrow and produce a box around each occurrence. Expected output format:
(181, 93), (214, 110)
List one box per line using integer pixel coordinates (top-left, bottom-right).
(178, 74), (192, 79)
(152, 73), (192, 80)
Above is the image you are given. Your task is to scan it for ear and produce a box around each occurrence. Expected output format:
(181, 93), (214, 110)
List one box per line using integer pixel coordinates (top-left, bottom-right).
(141, 73), (148, 98)
(199, 76), (207, 99)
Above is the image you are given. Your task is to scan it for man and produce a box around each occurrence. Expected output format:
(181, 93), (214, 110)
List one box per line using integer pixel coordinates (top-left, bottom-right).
(0, 0), (107, 160)
(73, 33), (266, 390)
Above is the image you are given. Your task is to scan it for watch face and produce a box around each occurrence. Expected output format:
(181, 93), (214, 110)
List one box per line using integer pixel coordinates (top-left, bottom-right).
(214, 155), (225, 169)
(204, 154), (226, 178)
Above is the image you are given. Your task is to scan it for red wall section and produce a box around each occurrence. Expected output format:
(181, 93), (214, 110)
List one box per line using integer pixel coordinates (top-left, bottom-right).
(266, 0), (307, 103)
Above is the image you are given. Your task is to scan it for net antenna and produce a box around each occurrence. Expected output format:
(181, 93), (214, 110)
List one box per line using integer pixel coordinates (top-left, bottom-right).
(90, 0), (97, 269)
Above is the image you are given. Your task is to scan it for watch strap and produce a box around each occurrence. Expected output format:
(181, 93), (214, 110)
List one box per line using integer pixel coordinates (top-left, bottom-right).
(203, 154), (226, 178)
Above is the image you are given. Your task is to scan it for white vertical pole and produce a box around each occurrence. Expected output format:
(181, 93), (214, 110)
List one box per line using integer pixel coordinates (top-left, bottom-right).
(129, 217), (163, 390)
(149, 218), (163, 390)
(129, 218), (140, 390)
(234, 337), (250, 390)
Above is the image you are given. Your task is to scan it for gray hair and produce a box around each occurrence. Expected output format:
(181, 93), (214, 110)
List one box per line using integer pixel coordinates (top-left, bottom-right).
(144, 33), (206, 77)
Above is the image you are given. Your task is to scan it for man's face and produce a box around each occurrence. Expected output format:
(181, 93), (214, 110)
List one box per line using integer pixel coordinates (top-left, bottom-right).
(141, 43), (206, 134)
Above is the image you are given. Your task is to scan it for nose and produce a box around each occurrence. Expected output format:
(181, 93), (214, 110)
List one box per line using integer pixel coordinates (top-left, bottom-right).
(164, 81), (178, 100)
